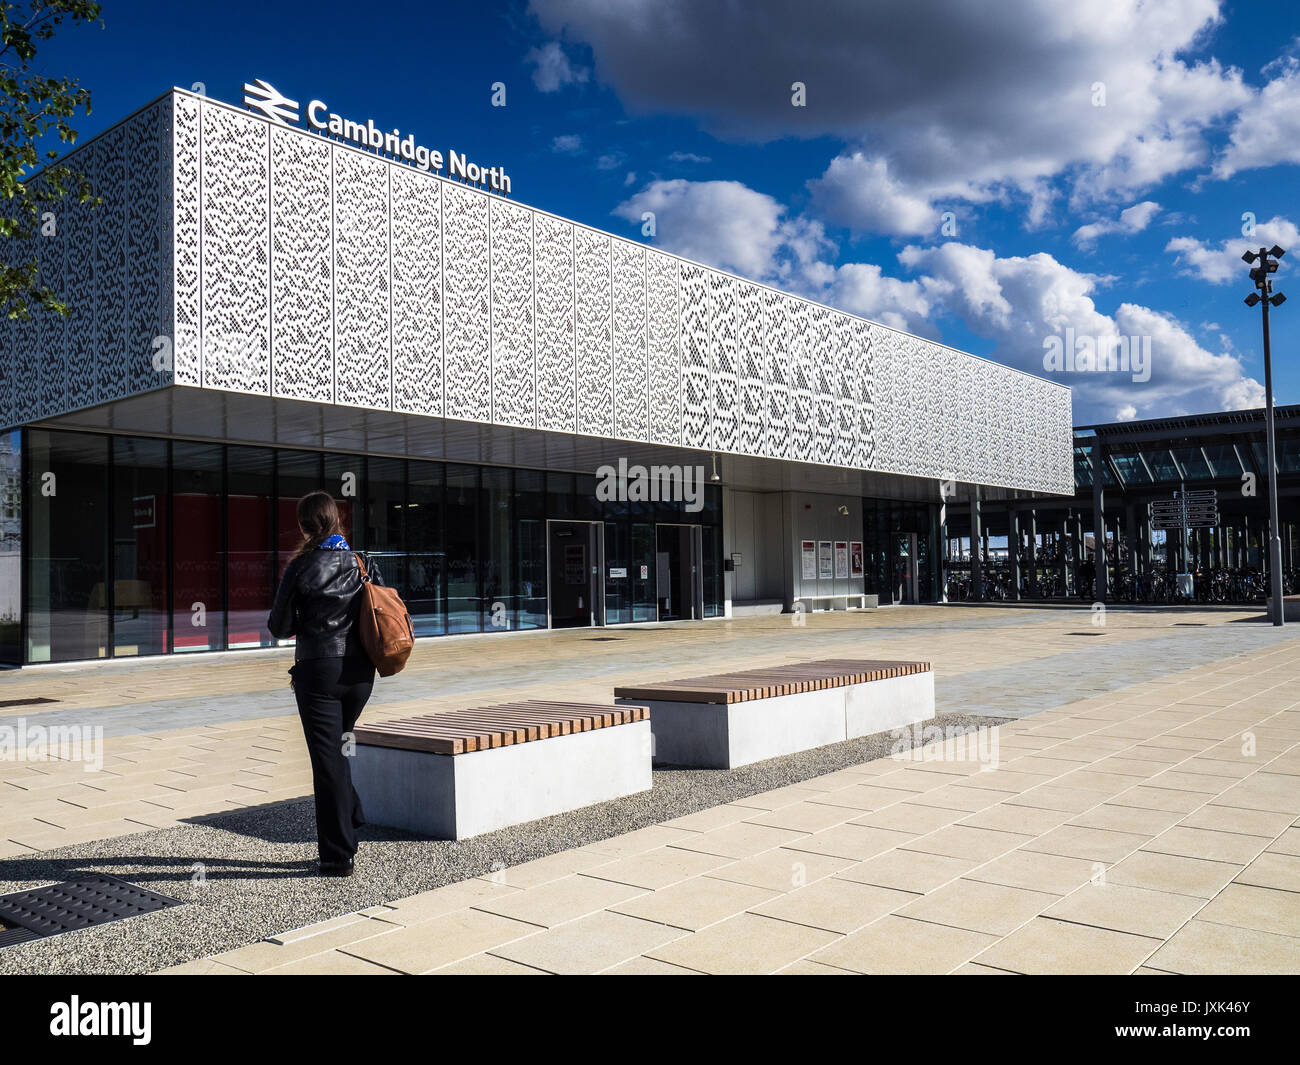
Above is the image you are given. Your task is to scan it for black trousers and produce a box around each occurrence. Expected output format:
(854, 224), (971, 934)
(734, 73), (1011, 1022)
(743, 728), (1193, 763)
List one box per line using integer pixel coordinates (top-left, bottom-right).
(291, 655), (375, 865)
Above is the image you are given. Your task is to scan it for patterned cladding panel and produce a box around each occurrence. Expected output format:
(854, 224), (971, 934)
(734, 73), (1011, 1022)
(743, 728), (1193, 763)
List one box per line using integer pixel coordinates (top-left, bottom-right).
(646, 250), (680, 445)
(789, 299), (815, 462)
(333, 149), (391, 409)
(534, 213), (576, 432)
(764, 290), (792, 460)
(737, 281), (766, 456)
(172, 93), (201, 385)
(0, 92), (1074, 495)
(710, 273), (740, 453)
(62, 183), (96, 411)
(810, 305), (836, 463)
(270, 128), (332, 402)
(575, 227), (613, 436)
(126, 104), (169, 399)
(612, 238), (648, 440)
(391, 166), (443, 416)
(200, 105), (270, 393)
(93, 127), (128, 404)
(35, 184), (67, 420)
(10, 228), (38, 423)
(490, 197), (535, 428)
(679, 263), (711, 449)
(442, 184), (490, 421)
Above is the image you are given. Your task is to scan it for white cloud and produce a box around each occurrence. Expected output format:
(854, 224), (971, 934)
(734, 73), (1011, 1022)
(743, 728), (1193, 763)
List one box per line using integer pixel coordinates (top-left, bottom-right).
(824, 263), (936, 335)
(1165, 216), (1299, 283)
(668, 151), (711, 164)
(896, 242), (1265, 420)
(614, 176), (1263, 422)
(534, 0), (1254, 232)
(1072, 201), (1161, 249)
(1213, 55), (1300, 178)
(612, 179), (831, 282)
(526, 41), (590, 93)
(551, 133), (582, 153)
(808, 154), (973, 238)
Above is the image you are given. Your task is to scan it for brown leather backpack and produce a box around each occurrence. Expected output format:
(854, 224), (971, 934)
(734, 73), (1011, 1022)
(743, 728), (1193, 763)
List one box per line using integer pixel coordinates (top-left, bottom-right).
(354, 553), (414, 677)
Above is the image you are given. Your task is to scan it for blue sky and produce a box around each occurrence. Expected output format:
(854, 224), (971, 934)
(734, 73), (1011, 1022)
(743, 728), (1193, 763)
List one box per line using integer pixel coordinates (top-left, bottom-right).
(33, 0), (1300, 424)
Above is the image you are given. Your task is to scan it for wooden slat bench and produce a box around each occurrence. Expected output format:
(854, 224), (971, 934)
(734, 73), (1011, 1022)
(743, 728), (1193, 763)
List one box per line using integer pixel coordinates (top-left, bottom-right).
(350, 700), (652, 840)
(614, 658), (934, 769)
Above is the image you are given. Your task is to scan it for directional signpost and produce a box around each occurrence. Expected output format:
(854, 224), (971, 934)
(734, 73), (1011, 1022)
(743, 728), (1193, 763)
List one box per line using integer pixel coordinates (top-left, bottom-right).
(1149, 489), (1220, 595)
(1149, 489), (1219, 531)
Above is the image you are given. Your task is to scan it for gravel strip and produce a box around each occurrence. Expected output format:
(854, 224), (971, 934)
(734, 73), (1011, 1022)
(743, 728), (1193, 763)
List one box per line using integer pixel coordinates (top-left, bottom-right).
(0, 713), (1005, 975)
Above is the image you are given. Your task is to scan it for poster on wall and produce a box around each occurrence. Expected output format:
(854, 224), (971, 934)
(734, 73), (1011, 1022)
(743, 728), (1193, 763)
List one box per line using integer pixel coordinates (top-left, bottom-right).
(850, 541), (864, 577)
(800, 540), (816, 580)
(818, 541), (833, 580)
(834, 541), (849, 579)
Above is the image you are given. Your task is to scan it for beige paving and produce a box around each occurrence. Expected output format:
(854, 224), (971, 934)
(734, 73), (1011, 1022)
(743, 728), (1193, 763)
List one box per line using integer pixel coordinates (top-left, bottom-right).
(0, 603), (1274, 856)
(10, 606), (1293, 976)
(208, 631), (1298, 975)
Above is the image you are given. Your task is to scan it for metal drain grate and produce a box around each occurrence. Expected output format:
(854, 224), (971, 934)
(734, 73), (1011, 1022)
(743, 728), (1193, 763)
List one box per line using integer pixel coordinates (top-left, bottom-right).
(0, 697), (59, 709)
(1065, 632), (1106, 637)
(0, 875), (183, 946)
(585, 636), (624, 642)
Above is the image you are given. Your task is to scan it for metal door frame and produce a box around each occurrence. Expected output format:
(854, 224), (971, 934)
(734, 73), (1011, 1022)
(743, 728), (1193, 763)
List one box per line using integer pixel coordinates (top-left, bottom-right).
(545, 519), (605, 629)
(655, 522), (704, 621)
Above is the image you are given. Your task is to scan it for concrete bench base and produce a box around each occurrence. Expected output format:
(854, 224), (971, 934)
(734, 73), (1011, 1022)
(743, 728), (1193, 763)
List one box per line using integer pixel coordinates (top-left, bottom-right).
(619, 671), (933, 769)
(353, 720), (652, 840)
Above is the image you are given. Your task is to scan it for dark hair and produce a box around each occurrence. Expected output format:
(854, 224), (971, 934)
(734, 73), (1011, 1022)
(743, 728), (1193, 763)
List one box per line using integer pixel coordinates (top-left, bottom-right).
(293, 491), (342, 559)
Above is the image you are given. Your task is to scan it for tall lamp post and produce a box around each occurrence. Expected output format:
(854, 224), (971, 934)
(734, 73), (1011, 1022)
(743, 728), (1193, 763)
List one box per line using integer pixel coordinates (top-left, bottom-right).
(1243, 245), (1287, 626)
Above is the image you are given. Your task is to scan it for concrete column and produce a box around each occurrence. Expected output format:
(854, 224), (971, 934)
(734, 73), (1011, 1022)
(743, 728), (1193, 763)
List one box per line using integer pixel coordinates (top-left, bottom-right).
(970, 491), (983, 601)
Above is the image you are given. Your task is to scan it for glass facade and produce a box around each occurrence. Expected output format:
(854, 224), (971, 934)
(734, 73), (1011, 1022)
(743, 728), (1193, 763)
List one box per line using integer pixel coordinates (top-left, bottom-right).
(862, 498), (942, 605)
(8, 428), (725, 663)
(112, 436), (170, 657)
(0, 430), (21, 666)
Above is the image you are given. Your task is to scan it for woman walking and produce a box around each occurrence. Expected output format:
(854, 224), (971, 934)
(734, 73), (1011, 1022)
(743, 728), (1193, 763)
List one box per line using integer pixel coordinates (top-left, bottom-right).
(268, 490), (381, 877)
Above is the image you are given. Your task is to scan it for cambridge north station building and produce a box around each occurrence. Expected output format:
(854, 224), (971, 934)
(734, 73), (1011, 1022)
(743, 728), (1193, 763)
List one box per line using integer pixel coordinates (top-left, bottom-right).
(0, 87), (1073, 666)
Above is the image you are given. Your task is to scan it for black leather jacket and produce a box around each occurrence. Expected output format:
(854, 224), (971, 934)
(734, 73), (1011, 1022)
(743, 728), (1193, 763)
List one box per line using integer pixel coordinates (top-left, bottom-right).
(268, 550), (384, 662)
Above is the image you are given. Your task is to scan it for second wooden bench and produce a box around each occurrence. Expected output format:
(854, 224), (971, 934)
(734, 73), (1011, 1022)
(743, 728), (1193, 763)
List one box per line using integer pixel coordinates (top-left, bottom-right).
(613, 659), (933, 769)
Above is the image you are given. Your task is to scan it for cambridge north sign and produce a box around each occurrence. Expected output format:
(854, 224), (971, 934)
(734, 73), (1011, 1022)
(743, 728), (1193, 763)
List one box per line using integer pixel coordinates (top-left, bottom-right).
(242, 78), (514, 194)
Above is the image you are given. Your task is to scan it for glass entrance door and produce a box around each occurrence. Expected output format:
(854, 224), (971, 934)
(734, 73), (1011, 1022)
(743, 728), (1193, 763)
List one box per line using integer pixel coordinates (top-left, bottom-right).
(894, 532), (919, 604)
(547, 520), (604, 628)
(656, 523), (704, 621)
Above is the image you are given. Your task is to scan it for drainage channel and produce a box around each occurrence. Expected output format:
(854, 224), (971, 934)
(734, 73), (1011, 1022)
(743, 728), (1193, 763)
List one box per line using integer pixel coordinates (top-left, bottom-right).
(0, 875), (184, 949)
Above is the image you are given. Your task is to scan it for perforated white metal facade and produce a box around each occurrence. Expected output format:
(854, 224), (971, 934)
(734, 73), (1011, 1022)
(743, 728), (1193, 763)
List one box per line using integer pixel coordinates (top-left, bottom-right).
(0, 90), (1074, 494)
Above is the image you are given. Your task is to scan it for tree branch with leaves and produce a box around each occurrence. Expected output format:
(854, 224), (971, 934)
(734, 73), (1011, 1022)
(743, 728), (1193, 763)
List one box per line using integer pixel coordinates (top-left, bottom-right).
(1, 0), (103, 319)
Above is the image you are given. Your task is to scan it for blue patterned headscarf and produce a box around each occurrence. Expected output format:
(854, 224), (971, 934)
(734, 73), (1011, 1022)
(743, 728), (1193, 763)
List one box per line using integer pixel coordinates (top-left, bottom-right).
(318, 534), (351, 550)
